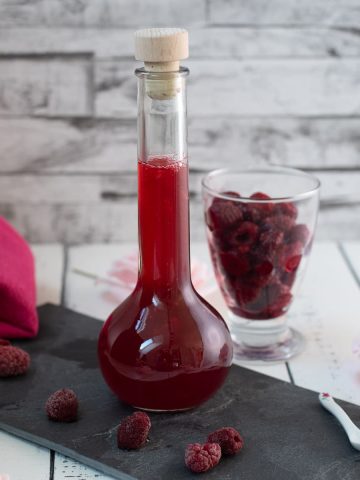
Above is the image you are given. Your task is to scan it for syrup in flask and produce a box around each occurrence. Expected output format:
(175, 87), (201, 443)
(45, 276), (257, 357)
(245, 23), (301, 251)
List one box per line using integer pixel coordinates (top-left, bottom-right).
(98, 28), (233, 411)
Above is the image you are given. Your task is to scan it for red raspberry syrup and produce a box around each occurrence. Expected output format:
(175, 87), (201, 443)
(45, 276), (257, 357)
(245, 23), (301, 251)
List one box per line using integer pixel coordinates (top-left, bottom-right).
(206, 192), (311, 321)
(98, 157), (233, 411)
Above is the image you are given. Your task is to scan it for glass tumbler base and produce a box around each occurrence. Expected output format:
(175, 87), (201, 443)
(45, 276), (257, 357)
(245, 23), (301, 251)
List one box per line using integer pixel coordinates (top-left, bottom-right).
(228, 313), (305, 364)
(231, 327), (305, 365)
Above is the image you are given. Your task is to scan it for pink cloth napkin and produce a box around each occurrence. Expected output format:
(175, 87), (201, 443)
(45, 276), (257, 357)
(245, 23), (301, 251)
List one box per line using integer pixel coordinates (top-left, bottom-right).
(0, 217), (38, 338)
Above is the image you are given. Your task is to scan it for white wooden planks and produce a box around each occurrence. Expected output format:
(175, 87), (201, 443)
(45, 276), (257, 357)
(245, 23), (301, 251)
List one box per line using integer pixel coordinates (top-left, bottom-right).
(2, 117), (360, 174)
(31, 244), (64, 305)
(0, 245), (64, 480)
(0, 432), (50, 480)
(1, 171), (360, 243)
(0, 1), (359, 245)
(287, 243), (360, 405)
(0, 0), (206, 28)
(2, 171), (360, 205)
(3, 201), (360, 245)
(208, 0), (360, 27)
(0, 203), (139, 244)
(96, 59), (360, 118)
(342, 242), (360, 285)
(54, 454), (115, 480)
(1, 0), (358, 29)
(0, 57), (92, 117)
(2, 27), (360, 59)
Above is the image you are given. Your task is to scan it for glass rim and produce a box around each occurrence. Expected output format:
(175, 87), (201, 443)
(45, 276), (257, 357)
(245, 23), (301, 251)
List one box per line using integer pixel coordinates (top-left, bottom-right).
(135, 66), (189, 79)
(201, 166), (321, 203)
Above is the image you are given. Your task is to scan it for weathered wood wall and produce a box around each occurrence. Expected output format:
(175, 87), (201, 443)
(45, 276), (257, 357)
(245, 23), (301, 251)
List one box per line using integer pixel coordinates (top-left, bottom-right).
(0, 0), (360, 243)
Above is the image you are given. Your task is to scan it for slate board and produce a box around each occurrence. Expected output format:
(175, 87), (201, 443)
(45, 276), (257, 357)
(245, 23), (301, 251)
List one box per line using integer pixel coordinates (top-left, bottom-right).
(0, 304), (360, 480)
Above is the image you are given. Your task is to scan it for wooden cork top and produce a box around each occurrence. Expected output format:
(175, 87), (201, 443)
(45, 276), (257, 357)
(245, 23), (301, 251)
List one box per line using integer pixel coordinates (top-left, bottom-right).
(134, 28), (188, 72)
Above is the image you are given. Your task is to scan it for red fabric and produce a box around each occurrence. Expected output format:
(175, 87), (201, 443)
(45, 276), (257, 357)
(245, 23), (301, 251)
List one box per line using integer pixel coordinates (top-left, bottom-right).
(0, 217), (38, 338)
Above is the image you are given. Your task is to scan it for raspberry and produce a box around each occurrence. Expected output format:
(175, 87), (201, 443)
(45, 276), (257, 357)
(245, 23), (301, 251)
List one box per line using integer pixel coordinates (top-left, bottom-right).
(235, 282), (261, 305)
(278, 241), (303, 272)
(255, 260), (273, 277)
(262, 215), (295, 233)
(266, 292), (293, 318)
(211, 229), (230, 252)
(275, 202), (298, 219)
(243, 204), (262, 223)
(280, 270), (296, 287)
(207, 190), (305, 321)
(257, 229), (284, 260)
(206, 198), (243, 231)
(251, 260), (274, 287)
(249, 191), (274, 215)
(263, 281), (290, 304)
(250, 192), (271, 201)
(0, 339), (11, 347)
(228, 221), (259, 249)
(46, 389), (78, 422)
(185, 443), (221, 473)
(207, 427), (244, 455)
(117, 411), (151, 450)
(222, 190), (241, 198)
(218, 251), (250, 276)
(0, 346), (30, 377)
(260, 228), (284, 248)
(287, 224), (310, 245)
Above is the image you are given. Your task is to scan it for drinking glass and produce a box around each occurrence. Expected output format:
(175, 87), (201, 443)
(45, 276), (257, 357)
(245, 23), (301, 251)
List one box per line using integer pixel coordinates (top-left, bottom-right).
(202, 167), (320, 363)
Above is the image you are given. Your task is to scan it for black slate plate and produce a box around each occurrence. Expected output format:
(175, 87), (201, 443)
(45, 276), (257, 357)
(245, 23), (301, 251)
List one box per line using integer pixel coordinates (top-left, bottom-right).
(0, 304), (360, 480)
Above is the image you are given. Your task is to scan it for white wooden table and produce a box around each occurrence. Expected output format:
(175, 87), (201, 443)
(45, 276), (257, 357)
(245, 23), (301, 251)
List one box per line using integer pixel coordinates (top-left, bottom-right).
(1, 241), (360, 479)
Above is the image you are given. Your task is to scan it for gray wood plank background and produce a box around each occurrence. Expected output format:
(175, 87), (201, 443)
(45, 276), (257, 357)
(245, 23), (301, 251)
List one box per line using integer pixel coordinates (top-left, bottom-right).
(0, 0), (359, 243)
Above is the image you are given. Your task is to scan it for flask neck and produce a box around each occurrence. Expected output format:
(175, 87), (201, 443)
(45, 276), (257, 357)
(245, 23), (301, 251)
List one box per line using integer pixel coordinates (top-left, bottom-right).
(136, 68), (191, 293)
(136, 67), (189, 164)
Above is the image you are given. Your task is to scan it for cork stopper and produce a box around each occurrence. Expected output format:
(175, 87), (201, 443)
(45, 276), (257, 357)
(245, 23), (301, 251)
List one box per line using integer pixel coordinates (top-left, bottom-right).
(135, 28), (189, 99)
(135, 28), (188, 72)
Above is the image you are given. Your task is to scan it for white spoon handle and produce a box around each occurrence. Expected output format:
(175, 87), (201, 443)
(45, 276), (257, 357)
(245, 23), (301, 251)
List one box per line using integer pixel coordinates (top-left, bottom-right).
(319, 393), (360, 449)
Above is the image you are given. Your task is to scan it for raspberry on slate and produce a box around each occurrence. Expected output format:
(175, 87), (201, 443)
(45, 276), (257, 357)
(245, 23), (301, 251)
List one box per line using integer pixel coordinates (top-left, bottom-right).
(0, 346), (30, 377)
(117, 411), (151, 450)
(0, 339), (11, 347)
(46, 389), (78, 422)
(206, 197), (243, 231)
(185, 442), (221, 473)
(207, 427), (244, 456)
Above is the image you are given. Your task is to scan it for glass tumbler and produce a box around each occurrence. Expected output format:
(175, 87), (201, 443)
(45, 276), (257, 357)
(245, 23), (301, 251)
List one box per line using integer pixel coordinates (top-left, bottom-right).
(202, 167), (320, 363)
